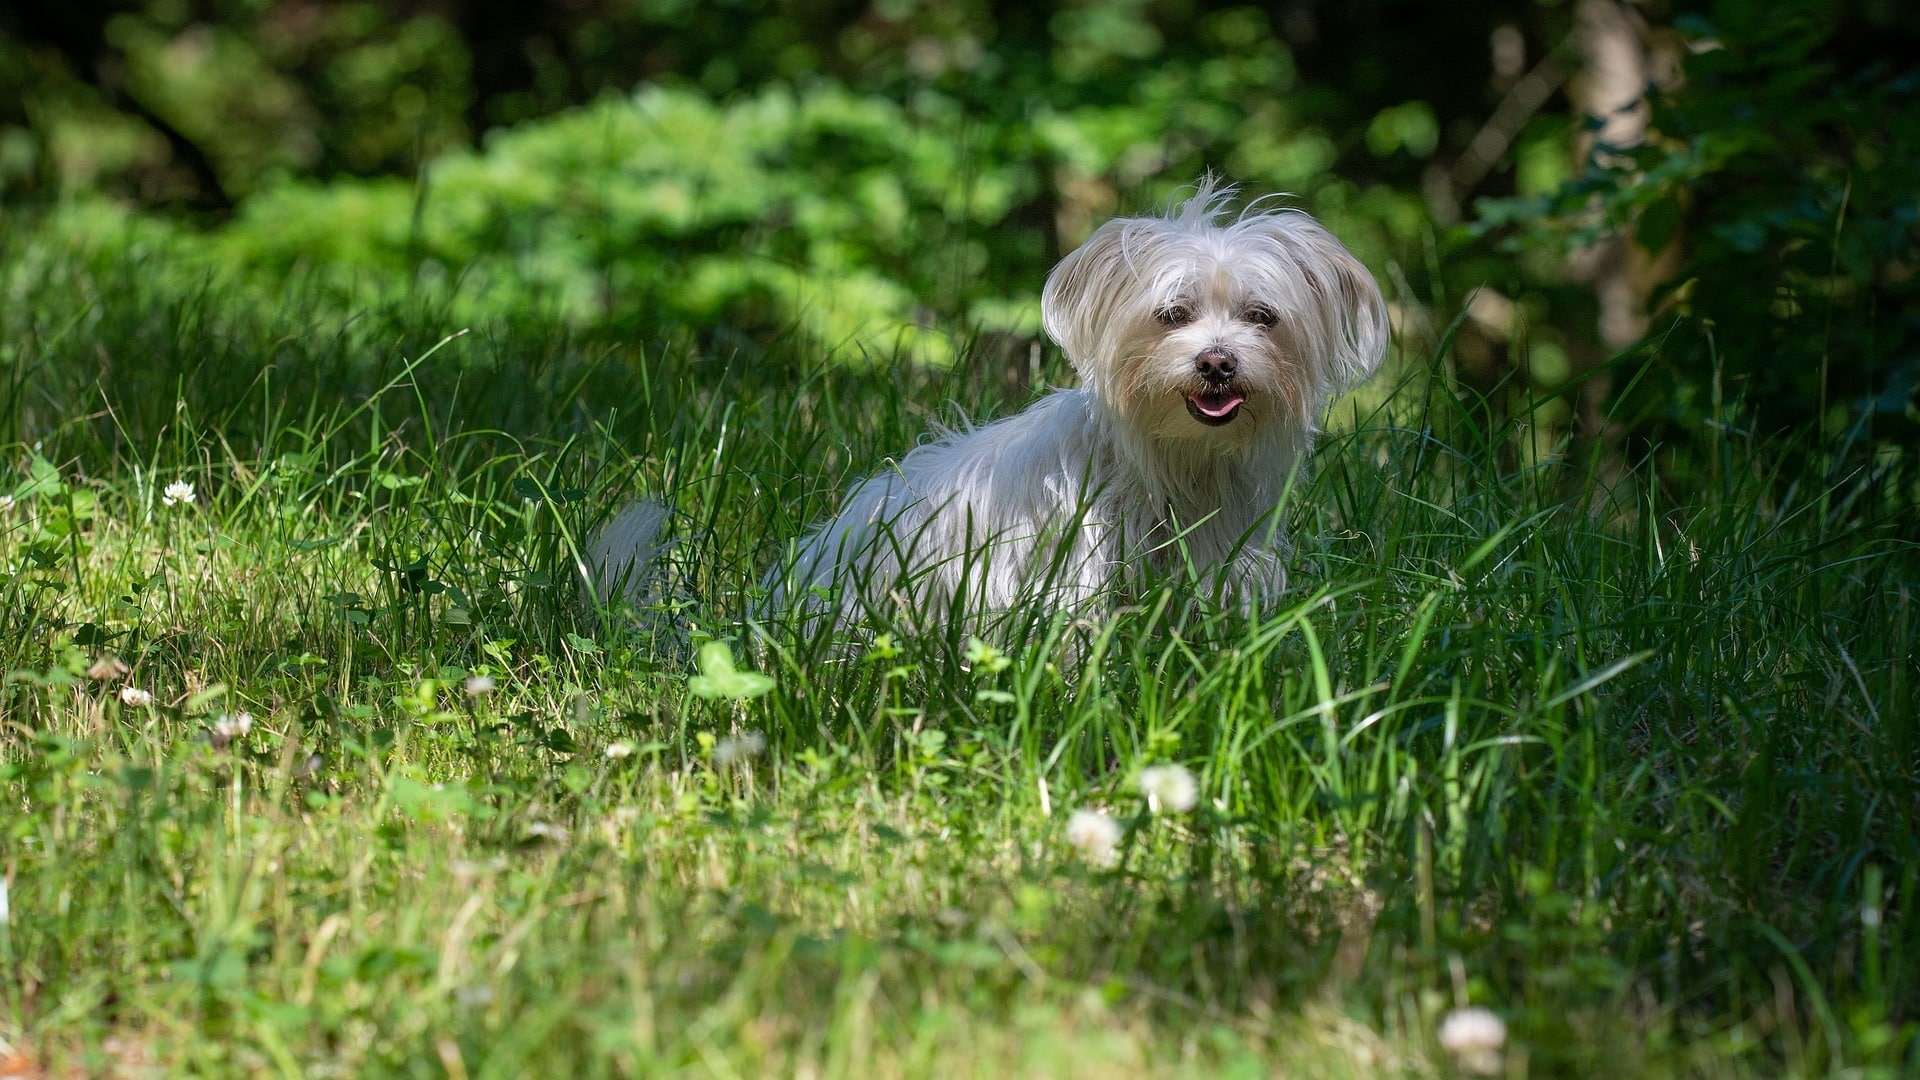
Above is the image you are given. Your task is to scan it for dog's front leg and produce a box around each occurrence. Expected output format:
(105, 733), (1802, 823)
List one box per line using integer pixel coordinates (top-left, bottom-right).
(1221, 545), (1290, 615)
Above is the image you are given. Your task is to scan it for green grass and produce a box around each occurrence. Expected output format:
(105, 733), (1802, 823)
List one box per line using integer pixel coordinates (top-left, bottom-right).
(2, 232), (1916, 1078)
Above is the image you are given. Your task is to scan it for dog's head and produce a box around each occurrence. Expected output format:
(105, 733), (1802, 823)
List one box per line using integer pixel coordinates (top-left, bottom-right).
(1041, 178), (1389, 448)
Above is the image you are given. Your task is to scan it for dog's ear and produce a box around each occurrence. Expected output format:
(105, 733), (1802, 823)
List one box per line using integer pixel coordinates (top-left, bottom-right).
(1241, 214), (1392, 402)
(1041, 218), (1139, 386)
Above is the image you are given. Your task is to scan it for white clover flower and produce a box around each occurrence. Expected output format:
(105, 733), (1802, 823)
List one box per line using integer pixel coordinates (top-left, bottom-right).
(162, 480), (196, 507)
(526, 821), (569, 844)
(0, 493), (13, 513)
(1136, 764), (1199, 814)
(212, 711), (253, 743)
(1064, 809), (1124, 867)
(119, 686), (154, 707)
(711, 731), (767, 768)
(1437, 1006), (1507, 1075)
(451, 857), (505, 880)
(605, 741), (634, 760)
(464, 674), (497, 697)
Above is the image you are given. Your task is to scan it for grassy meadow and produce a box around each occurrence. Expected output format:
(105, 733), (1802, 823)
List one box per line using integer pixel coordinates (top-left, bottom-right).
(2, 232), (1916, 1078)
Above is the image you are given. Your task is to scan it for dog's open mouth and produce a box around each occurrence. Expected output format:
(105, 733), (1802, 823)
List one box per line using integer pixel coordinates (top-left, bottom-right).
(1185, 390), (1246, 426)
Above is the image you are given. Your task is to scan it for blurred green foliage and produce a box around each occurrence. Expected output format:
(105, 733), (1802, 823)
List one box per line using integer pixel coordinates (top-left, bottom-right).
(1477, 0), (1920, 464)
(7, 1), (1440, 366)
(214, 83), (1050, 362)
(2, 0), (1917, 486)
(0, 2), (470, 201)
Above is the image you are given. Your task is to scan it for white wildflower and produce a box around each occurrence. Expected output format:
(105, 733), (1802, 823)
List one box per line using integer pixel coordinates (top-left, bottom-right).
(1136, 764), (1199, 814)
(605, 741), (634, 759)
(211, 711), (253, 747)
(162, 480), (196, 507)
(118, 686), (154, 708)
(1064, 809), (1124, 868)
(1437, 1006), (1507, 1075)
(711, 731), (767, 768)
(464, 674), (496, 697)
(526, 821), (569, 844)
(451, 857), (505, 880)
(0, 493), (13, 512)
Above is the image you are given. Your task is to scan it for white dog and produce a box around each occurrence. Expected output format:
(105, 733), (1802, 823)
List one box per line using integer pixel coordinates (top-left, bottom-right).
(590, 178), (1389, 624)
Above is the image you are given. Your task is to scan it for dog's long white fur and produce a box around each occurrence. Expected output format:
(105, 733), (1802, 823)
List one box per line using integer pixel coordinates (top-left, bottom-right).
(587, 178), (1389, 622)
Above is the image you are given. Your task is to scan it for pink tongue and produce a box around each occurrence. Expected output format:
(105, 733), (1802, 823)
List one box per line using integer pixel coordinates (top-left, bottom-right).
(1192, 392), (1244, 418)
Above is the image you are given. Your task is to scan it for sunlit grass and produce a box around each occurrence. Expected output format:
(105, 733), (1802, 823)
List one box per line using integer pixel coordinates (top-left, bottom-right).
(1, 232), (1915, 1076)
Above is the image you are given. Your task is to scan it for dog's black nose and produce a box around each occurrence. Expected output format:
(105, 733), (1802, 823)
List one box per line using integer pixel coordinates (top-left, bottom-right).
(1195, 346), (1238, 382)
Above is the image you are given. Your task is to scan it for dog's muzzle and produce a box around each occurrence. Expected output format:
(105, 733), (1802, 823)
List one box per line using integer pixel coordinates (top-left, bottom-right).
(1185, 346), (1245, 426)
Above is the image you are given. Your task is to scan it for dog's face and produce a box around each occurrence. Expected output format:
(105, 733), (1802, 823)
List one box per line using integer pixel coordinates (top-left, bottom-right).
(1042, 182), (1389, 450)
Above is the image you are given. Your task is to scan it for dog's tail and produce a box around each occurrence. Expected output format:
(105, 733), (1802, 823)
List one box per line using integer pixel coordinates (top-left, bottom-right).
(581, 500), (672, 608)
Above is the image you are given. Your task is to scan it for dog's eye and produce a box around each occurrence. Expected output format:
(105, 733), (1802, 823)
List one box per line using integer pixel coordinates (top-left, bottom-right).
(1155, 305), (1194, 328)
(1244, 306), (1278, 327)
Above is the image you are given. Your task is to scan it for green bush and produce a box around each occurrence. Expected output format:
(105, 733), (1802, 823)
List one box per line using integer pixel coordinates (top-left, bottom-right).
(208, 84), (1036, 364)
(43, 66), (1419, 369)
